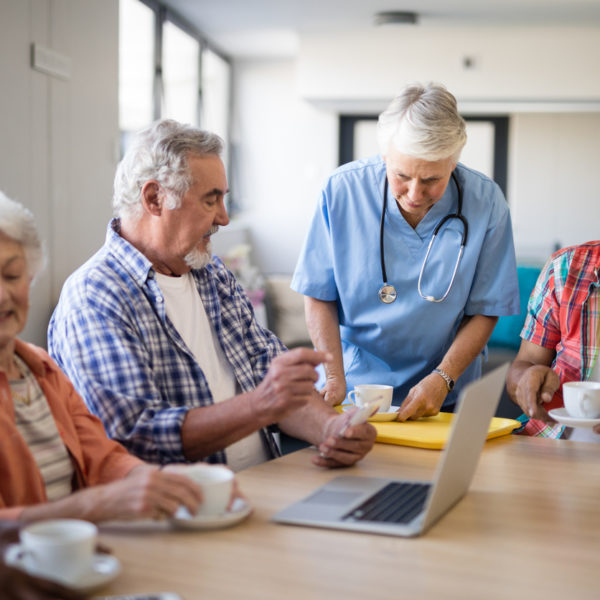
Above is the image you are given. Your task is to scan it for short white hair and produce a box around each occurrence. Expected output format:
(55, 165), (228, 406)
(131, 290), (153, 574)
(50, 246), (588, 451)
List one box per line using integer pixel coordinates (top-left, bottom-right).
(0, 190), (46, 280)
(377, 82), (467, 162)
(113, 119), (224, 222)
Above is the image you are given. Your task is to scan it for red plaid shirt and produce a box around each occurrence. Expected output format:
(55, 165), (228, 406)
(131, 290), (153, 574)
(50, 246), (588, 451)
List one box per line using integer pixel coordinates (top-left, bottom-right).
(519, 242), (600, 436)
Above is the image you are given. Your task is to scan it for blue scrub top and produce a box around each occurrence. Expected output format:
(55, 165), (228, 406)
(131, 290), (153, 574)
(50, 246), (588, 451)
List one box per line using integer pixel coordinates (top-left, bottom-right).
(291, 155), (519, 407)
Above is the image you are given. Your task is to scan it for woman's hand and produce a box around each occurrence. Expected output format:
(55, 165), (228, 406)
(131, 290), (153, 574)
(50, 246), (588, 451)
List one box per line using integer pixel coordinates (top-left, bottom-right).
(396, 373), (448, 421)
(319, 375), (346, 406)
(162, 463), (245, 511)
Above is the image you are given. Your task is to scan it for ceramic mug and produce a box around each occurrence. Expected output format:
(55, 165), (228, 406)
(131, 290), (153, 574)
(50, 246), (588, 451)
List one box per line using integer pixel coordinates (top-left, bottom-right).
(169, 464), (234, 517)
(5, 519), (97, 582)
(347, 384), (393, 413)
(563, 381), (600, 419)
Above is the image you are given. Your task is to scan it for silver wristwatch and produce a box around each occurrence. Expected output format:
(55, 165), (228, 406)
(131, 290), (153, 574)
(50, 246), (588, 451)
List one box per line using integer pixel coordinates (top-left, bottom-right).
(433, 368), (455, 392)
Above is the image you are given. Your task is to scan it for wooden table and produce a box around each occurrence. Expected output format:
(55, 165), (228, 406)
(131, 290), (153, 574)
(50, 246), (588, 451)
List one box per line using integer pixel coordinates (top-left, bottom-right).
(97, 436), (600, 599)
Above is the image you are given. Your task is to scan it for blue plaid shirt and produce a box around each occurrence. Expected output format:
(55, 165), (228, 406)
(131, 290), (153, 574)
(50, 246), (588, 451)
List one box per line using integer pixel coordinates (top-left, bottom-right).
(48, 220), (286, 465)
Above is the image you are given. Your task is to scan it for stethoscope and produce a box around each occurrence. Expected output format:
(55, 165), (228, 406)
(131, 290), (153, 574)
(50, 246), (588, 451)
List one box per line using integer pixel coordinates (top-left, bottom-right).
(378, 170), (469, 304)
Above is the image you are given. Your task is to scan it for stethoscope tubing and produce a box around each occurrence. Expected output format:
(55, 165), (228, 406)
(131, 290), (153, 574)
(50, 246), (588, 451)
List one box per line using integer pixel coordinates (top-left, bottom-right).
(379, 170), (468, 303)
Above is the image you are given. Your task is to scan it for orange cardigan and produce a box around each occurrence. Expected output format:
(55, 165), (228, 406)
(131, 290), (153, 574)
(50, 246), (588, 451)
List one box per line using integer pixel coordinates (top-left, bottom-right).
(0, 339), (142, 519)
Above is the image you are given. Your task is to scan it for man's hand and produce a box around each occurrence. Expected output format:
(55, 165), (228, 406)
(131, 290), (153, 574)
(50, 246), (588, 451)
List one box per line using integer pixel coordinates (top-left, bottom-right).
(252, 348), (331, 424)
(312, 412), (376, 468)
(396, 372), (448, 421)
(514, 364), (560, 423)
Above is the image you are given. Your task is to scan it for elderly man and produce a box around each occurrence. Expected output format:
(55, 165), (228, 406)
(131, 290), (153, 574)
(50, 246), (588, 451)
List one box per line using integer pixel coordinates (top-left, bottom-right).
(48, 119), (375, 470)
(506, 241), (600, 440)
(292, 82), (519, 418)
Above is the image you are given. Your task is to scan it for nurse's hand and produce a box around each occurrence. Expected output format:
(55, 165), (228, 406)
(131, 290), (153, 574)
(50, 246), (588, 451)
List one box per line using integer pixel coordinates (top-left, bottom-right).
(396, 373), (448, 421)
(319, 376), (346, 406)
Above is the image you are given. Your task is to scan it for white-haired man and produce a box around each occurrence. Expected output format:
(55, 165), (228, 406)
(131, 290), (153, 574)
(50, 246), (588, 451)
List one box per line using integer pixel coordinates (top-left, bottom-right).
(48, 119), (375, 470)
(292, 82), (519, 419)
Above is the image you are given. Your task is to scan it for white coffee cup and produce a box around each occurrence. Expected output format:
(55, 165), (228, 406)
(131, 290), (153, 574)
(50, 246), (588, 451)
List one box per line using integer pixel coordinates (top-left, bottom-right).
(6, 519), (97, 582)
(170, 464), (234, 517)
(347, 384), (393, 413)
(563, 381), (600, 419)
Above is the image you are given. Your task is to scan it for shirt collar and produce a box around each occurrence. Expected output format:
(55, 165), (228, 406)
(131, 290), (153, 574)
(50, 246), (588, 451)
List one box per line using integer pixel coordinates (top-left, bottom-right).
(106, 218), (156, 286)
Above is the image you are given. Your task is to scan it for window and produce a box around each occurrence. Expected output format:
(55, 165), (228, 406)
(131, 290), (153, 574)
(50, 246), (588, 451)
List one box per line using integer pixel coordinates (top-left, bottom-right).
(118, 0), (232, 158)
(119, 0), (155, 132)
(162, 20), (200, 124)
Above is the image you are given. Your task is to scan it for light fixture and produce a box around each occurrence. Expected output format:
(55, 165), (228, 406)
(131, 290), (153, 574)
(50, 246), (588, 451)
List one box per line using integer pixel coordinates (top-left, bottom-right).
(374, 11), (418, 26)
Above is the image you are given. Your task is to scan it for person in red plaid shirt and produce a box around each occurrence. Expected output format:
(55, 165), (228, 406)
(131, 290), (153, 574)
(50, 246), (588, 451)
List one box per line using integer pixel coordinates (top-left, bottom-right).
(506, 241), (600, 440)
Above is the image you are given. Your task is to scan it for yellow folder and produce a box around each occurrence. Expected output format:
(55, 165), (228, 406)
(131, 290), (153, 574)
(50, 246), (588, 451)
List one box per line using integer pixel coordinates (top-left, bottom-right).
(336, 406), (520, 450)
(372, 412), (520, 450)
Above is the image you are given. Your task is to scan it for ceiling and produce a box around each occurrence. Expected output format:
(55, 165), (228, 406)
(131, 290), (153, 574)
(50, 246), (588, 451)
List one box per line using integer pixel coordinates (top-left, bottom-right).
(161, 0), (600, 58)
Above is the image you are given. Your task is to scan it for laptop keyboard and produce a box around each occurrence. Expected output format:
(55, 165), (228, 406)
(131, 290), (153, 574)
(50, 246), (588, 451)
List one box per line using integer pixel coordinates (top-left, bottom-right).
(342, 482), (431, 524)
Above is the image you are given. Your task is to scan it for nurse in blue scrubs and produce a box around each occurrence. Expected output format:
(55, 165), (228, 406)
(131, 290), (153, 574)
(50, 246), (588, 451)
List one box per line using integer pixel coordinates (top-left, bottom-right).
(291, 82), (519, 420)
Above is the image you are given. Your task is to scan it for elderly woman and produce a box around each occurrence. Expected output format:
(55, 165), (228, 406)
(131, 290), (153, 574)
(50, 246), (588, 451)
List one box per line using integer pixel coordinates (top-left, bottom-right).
(0, 190), (231, 522)
(292, 82), (519, 416)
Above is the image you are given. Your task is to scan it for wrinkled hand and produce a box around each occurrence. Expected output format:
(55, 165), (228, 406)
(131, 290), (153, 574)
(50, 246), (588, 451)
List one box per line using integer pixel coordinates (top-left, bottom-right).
(0, 563), (84, 600)
(253, 348), (331, 423)
(515, 365), (560, 423)
(163, 463), (244, 511)
(312, 411), (376, 468)
(71, 464), (204, 522)
(319, 375), (346, 407)
(396, 373), (447, 421)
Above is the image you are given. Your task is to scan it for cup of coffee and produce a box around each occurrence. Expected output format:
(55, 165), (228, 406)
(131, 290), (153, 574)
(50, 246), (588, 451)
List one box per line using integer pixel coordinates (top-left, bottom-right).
(5, 519), (97, 582)
(170, 464), (234, 517)
(348, 384), (393, 413)
(563, 381), (600, 419)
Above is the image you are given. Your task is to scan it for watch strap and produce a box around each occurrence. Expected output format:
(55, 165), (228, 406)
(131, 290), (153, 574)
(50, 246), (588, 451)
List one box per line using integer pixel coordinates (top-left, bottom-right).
(433, 368), (454, 392)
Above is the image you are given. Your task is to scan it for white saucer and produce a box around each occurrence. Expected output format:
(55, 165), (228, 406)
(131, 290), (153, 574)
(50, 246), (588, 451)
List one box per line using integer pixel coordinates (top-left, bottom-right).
(342, 405), (398, 422)
(170, 497), (252, 530)
(548, 407), (600, 429)
(3, 549), (121, 593)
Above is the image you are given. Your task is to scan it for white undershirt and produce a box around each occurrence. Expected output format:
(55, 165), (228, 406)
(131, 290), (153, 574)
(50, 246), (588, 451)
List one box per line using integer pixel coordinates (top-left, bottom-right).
(155, 272), (269, 470)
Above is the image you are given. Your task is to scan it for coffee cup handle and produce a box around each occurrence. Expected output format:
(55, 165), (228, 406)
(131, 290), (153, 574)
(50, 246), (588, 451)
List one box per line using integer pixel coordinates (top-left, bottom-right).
(3, 544), (29, 567)
(348, 390), (359, 405)
(582, 393), (594, 415)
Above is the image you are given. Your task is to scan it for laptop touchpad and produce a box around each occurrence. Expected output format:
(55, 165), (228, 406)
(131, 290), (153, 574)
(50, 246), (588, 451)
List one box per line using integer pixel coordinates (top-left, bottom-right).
(302, 489), (362, 505)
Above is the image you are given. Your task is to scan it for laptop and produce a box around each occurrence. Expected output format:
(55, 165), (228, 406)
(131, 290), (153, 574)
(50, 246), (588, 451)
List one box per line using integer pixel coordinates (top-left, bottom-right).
(272, 363), (509, 537)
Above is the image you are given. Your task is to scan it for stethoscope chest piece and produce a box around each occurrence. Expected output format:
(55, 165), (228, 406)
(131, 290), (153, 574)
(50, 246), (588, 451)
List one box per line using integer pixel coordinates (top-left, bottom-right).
(378, 284), (397, 304)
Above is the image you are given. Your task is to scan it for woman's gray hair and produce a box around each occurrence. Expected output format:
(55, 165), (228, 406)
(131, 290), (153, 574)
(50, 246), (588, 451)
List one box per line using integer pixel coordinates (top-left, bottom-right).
(0, 191), (46, 280)
(113, 119), (224, 221)
(377, 82), (467, 162)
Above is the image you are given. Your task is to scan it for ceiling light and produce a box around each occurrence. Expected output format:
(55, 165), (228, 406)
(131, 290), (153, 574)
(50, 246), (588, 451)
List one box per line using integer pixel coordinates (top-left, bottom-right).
(374, 11), (418, 26)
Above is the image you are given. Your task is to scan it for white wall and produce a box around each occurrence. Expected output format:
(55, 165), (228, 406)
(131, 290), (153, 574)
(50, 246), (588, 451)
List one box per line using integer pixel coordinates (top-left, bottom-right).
(0, 0), (118, 346)
(230, 58), (337, 274)
(509, 113), (600, 261)
(298, 26), (600, 105)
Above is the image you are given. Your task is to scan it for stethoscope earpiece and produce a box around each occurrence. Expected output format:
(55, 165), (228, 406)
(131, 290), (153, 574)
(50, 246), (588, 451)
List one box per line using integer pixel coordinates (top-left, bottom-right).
(379, 170), (468, 304)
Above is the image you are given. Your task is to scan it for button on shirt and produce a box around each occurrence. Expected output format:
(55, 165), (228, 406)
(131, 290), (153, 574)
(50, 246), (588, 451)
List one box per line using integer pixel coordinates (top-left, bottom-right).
(48, 220), (285, 465)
